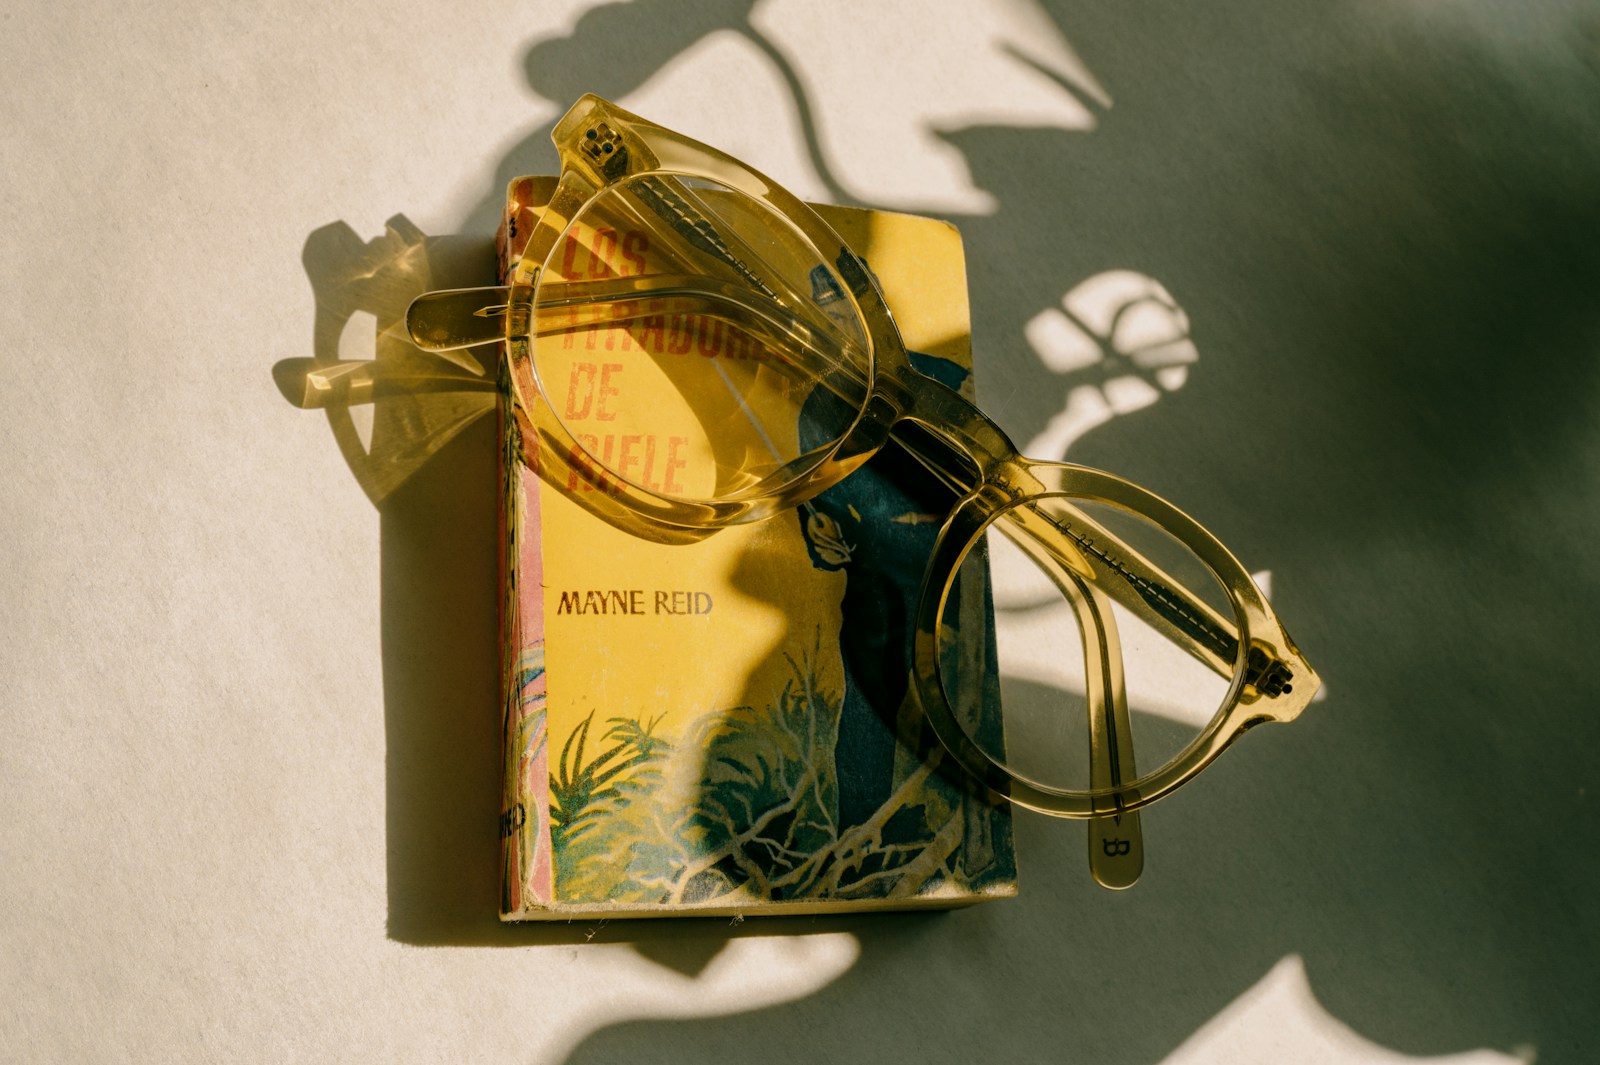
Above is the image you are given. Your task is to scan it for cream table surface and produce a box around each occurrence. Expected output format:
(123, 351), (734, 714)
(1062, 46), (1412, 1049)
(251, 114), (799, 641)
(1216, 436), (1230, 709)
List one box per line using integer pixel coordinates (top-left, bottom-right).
(4, 1), (1597, 1062)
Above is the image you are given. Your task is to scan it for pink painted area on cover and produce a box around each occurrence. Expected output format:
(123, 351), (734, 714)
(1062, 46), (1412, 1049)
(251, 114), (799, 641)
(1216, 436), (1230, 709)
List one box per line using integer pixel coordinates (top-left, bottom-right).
(501, 176), (557, 913)
(514, 463), (553, 903)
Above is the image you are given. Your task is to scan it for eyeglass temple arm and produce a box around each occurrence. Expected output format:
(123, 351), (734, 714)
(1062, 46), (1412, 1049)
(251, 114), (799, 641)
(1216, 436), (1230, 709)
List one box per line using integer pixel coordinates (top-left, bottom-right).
(407, 277), (859, 377)
(1009, 524), (1145, 887)
(1076, 573), (1145, 889)
(276, 355), (497, 409)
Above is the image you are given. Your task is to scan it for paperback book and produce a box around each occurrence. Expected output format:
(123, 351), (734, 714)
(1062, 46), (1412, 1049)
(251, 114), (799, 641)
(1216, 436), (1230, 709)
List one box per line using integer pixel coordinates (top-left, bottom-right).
(497, 176), (1017, 918)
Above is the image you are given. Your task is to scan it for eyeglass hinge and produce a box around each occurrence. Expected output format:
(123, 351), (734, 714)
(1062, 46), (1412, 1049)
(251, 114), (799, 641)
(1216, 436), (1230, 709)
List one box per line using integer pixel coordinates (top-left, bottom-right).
(1244, 645), (1294, 698)
(580, 122), (630, 178)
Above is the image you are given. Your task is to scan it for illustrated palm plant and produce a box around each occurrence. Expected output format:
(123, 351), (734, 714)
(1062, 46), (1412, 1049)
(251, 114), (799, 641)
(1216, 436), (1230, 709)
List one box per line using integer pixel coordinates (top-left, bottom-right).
(549, 711), (669, 855)
(545, 654), (1005, 906)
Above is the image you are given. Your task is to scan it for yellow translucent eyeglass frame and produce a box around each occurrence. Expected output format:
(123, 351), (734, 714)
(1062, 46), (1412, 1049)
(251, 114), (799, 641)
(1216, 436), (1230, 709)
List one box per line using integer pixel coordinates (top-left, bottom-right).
(406, 95), (1320, 863)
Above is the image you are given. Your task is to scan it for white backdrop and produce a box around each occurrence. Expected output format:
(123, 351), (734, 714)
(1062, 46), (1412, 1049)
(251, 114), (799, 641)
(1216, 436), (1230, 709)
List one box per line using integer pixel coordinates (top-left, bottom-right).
(5, 1), (1597, 1062)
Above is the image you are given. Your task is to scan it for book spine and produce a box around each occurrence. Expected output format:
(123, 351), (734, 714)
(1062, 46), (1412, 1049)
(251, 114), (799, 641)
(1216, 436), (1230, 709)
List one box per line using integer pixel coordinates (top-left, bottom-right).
(500, 179), (555, 915)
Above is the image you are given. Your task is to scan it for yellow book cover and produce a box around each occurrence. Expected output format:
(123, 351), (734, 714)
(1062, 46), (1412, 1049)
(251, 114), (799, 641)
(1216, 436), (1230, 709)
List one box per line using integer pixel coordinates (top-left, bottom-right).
(498, 177), (1016, 918)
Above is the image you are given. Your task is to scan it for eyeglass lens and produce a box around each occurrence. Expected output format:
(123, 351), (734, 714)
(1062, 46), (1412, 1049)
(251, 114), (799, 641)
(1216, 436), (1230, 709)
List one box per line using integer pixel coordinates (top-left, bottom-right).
(530, 173), (873, 504)
(939, 496), (1239, 799)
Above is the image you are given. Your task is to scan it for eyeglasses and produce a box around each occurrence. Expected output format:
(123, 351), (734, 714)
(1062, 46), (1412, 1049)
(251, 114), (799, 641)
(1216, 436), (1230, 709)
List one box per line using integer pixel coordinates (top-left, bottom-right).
(405, 95), (1320, 888)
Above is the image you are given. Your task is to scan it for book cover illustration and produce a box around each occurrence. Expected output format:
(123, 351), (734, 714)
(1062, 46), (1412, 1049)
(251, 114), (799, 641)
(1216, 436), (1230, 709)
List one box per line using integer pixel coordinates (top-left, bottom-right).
(498, 177), (1016, 918)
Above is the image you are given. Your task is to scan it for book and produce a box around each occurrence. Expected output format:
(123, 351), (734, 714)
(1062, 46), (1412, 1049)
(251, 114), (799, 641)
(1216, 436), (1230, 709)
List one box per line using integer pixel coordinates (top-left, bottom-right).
(497, 177), (1016, 918)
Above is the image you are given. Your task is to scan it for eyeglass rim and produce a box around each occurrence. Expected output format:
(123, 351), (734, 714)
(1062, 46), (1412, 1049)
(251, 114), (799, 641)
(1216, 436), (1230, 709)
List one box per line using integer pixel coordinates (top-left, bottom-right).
(910, 458), (1317, 817)
(500, 95), (907, 536)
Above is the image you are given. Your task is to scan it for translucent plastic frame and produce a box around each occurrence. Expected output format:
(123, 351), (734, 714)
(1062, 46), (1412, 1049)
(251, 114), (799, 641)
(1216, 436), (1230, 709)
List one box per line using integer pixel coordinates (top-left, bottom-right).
(407, 95), (1320, 837)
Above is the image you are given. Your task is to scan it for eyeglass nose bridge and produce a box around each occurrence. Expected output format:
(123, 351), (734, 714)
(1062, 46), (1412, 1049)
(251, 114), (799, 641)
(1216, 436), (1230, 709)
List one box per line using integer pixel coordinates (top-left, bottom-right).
(877, 366), (1038, 506)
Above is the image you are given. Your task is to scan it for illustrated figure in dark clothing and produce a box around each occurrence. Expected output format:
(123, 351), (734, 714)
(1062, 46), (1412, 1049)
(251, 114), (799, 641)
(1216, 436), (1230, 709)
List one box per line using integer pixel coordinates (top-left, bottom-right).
(796, 350), (971, 831)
